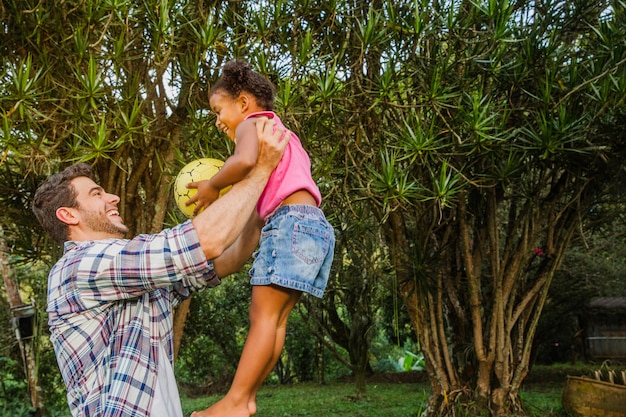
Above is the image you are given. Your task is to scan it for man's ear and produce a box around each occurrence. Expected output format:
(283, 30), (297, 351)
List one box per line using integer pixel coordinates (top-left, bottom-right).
(56, 207), (79, 226)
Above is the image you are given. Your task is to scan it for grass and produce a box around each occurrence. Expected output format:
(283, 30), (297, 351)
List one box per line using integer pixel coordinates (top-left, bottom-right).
(519, 384), (565, 416)
(182, 381), (429, 417)
(181, 377), (567, 417)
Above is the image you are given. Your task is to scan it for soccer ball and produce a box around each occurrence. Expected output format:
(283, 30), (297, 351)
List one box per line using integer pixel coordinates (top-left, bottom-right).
(174, 158), (228, 218)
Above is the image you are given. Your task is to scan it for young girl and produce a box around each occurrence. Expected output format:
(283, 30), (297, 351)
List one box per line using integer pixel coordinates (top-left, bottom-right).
(189, 60), (335, 417)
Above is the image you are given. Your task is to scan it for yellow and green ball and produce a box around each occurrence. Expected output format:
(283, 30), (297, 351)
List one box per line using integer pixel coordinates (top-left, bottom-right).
(174, 158), (229, 218)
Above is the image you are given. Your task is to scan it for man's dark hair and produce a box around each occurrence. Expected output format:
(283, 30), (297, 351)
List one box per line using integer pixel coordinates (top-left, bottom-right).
(32, 163), (95, 245)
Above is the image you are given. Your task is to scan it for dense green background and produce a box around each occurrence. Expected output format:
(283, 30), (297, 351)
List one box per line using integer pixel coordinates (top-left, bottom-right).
(2, 0), (625, 415)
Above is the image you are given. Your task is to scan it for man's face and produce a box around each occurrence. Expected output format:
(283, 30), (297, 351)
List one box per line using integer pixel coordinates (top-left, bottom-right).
(71, 176), (129, 238)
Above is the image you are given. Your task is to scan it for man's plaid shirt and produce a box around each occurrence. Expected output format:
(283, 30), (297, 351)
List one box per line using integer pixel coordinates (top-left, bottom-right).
(47, 220), (220, 417)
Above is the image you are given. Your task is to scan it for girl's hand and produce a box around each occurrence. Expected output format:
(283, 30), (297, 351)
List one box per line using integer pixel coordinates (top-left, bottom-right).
(186, 180), (220, 216)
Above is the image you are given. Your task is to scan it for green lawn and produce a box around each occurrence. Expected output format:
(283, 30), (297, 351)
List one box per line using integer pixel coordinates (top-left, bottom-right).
(181, 380), (565, 417)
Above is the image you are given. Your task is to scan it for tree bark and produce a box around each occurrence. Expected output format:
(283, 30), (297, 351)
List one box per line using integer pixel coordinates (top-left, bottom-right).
(0, 232), (41, 411)
(173, 297), (191, 361)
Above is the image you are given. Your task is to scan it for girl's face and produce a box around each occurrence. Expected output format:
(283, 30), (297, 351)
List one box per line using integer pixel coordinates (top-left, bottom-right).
(209, 90), (246, 141)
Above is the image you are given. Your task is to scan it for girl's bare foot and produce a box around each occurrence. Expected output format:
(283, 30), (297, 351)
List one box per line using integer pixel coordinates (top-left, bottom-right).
(191, 398), (250, 417)
(248, 399), (257, 415)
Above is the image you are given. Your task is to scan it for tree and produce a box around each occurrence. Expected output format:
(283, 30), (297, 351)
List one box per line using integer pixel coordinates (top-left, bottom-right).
(0, 0), (239, 362)
(0, 231), (41, 413)
(301, 200), (389, 396)
(351, 1), (626, 415)
(3, 1), (626, 416)
(253, 0), (625, 415)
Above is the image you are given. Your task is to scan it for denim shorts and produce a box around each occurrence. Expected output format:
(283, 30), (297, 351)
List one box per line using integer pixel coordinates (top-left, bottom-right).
(249, 205), (335, 298)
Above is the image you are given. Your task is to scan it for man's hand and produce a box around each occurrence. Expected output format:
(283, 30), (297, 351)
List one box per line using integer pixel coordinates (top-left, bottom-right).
(254, 117), (290, 175)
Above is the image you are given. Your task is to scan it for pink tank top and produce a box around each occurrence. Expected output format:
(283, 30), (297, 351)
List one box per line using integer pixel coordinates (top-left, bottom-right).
(247, 111), (322, 220)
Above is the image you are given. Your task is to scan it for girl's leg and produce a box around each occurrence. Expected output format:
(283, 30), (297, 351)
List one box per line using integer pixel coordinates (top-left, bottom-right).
(192, 284), (299, 417)
(248, 287), (301, 414)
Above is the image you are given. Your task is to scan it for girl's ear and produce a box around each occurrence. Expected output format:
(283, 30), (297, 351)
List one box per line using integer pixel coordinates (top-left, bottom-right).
(56, 207), (79, 226)
(238, 94), (251, 112)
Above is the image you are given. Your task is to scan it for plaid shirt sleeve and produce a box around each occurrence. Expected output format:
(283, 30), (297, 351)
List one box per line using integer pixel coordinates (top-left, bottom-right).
(47, 220), (219, 417)
(75, 220), (220, 302)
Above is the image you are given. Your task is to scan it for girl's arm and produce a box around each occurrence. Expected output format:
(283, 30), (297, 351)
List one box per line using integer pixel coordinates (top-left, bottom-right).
(187, 118), (261, 215)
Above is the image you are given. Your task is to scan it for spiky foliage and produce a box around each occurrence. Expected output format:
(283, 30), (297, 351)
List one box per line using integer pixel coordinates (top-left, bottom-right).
(2, 1), (626, 416)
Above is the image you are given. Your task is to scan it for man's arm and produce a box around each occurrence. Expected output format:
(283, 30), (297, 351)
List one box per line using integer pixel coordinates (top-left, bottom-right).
(192, 117), (287, 260)
(212, 211), (263, 277)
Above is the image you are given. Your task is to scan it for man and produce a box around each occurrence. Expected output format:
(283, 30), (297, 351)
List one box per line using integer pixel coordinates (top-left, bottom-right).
(32, 118), (288, 417)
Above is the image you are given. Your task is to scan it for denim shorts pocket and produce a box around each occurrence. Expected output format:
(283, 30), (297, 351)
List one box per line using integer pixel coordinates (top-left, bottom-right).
(291, 221), (330, 265)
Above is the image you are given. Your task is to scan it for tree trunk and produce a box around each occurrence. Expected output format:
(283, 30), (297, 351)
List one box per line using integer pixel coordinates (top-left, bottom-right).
(173, 297), (191, 361)
(316, 337), (325, 385)
(386, 175), (581, 416)
(0, 232), (42, 411)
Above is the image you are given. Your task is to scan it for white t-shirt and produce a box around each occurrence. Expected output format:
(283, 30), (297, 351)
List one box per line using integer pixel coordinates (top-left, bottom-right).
(150, 342), (184, 417)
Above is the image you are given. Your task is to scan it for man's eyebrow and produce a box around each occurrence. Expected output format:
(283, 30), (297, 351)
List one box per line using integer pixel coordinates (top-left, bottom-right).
(88, 185), (105, 195)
